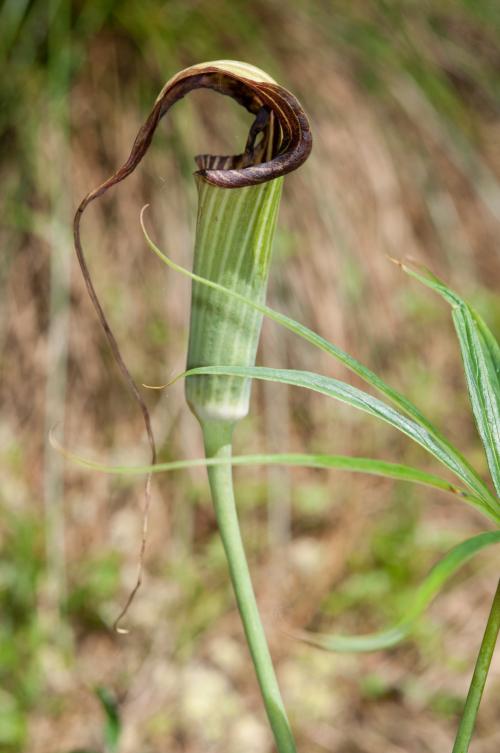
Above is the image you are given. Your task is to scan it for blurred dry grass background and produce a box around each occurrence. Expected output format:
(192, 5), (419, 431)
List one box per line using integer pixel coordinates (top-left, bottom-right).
(1, 1), (500, 751)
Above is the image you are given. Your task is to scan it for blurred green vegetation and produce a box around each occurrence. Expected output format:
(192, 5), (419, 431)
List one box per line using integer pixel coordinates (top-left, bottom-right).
(1, 1), (499, 751)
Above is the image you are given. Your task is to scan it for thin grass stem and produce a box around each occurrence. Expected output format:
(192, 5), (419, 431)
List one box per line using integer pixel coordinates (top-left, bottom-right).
(452, 579), (500, 753)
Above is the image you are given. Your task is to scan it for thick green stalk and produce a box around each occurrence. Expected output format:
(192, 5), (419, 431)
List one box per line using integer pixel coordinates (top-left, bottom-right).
(452, 579), (500, 753)
(183, 95), (296, 751)
(202, 419), (297, 753)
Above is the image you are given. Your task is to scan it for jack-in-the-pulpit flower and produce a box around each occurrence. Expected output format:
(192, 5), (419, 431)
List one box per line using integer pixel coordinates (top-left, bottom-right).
(74, 60), (311, 753)
(72, 58), (500, 753)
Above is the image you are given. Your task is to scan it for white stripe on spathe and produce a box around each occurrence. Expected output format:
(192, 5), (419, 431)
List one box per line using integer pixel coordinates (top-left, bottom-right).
(223, 179), (281, 372)
(212, 183), (272, 403)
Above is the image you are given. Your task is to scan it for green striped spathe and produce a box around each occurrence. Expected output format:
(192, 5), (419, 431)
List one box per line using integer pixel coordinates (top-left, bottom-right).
(186, 174), (283, 422)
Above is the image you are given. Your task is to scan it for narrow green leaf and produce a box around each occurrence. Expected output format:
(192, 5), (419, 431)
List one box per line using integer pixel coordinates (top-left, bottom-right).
(401, 263), (500, 497)
(95, 687), (121, 753)
(293, 531), (500, 653)
(474, 310), (500, 384)
(453, 308), (500, 495)
(141, 215), (496, 509)
(184, 365), (500, 523)
(51, 433), (483, 506)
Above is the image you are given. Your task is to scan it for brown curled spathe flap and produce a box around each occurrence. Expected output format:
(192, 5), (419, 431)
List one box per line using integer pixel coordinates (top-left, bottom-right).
(78, 60), (312, 214)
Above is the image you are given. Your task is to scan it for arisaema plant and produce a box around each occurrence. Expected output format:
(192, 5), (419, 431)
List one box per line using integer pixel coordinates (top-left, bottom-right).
(70, 61), (499, 753)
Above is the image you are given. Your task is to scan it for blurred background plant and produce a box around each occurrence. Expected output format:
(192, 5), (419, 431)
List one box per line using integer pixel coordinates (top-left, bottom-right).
(1, 1), (499, 751)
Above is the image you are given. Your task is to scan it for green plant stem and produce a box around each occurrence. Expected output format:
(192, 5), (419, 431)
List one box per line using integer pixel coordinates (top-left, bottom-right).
(452, 578), (500, 753)
(202, 419), (297, 753)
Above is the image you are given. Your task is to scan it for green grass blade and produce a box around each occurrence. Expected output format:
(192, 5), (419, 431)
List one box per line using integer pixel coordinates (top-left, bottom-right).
(184, 365), (500, 523)
(141, 214), (495, 508)
(401, 263), (500, 497)
(51, 434), (485, 507)
(293, 531), (500, 653)
(454, 308), (500, 495)
(473, 310), (500, 383)
(95, 686), (121, 753)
